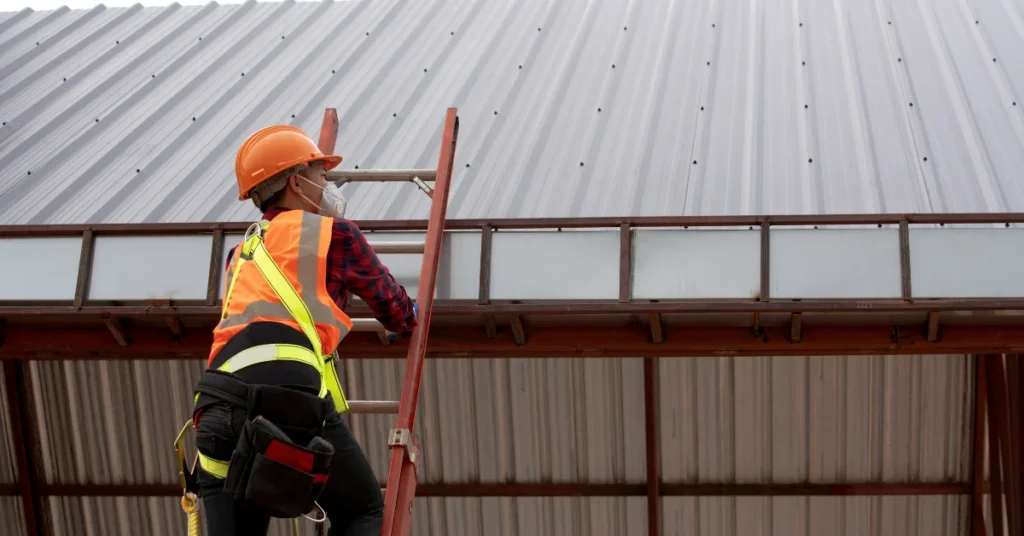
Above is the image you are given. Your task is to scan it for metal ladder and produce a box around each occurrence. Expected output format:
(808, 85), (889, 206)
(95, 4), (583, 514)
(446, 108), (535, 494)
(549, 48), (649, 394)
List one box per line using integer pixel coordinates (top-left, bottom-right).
(323, 108), (459, 536)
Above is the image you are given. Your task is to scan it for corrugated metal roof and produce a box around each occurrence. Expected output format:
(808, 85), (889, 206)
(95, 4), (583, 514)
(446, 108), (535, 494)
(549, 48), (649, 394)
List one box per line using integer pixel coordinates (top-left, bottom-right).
(0, 0), (1022, 225)
(15, 353), (974, 534)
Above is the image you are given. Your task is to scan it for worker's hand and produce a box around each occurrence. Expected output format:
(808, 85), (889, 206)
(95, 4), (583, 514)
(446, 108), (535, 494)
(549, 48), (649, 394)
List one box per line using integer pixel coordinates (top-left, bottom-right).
(385, 304), (419, 342)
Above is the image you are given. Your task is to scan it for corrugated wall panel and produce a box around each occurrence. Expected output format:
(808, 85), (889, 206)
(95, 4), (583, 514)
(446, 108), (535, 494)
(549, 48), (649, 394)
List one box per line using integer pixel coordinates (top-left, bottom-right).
(0, 364), (20, 485)
(0, 496), (27, 536)
(0, 0), (1022, 224)
(26, 357), (647, 486)
(27, 359), (205, 485)
(659, 354), (974, 483)
(662, 495), (969, 536)
(25, 354), (974, 490)
(341, 357), (647, 484)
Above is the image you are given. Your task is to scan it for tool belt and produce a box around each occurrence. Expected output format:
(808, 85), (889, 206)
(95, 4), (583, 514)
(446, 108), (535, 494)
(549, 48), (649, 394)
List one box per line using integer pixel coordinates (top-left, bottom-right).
(193, 370), (335, 519)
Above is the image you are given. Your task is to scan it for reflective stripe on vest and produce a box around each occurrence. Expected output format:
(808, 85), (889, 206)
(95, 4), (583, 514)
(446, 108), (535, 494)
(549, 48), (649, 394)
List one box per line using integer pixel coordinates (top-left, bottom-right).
(207, 211), (352, 414)
(212, 211), (352, 358)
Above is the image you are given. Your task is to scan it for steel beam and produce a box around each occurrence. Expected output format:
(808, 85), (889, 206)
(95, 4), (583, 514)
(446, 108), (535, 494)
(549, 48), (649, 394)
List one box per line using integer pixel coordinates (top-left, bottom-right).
(644, 357), (660, 536)
(2, 481), (969, 498)
(3, 360), (45, 536)
(971, 355), (988, 536)
(6, 324), (1024, 360)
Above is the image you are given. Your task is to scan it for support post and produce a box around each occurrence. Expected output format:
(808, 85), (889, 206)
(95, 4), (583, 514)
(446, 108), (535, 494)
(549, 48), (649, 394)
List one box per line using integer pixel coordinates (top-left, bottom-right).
(380, 108), (459, 536)
(643, 357), (660, 536)
(971, 355), (988, 536)
(4, 359), (45, 536)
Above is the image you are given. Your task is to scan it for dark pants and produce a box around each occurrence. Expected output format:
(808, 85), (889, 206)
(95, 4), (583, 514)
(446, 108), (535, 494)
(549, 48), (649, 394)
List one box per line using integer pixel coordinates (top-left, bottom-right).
(195, 401), (384, 536)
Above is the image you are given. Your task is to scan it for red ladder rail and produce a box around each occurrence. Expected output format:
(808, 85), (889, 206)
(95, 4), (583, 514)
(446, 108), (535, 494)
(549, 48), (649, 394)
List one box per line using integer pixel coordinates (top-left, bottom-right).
(379, 108), (459, 536)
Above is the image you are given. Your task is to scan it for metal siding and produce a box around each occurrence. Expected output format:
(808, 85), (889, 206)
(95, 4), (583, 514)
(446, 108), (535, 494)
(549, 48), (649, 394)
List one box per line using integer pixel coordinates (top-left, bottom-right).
(659, 355), (974, 483)
(0, 496), (27, 536)
(662, 496), (969, 536)
(0, 364), (19, 485)
(0, 0), (1020, 224)
(25, 357), (646, 487)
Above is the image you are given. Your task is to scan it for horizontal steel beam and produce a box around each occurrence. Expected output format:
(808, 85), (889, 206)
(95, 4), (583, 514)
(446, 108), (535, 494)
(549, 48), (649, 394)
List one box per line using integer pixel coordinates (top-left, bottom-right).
(1, 212), (1023, 236)
(6, 298), (1024, 319)
(4, 324), (1024, 360)
(0, 481), (969, 498)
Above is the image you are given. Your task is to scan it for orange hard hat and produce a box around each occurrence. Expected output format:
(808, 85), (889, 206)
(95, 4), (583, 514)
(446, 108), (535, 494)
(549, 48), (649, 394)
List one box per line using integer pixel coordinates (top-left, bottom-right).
(234, 125), (343, 200)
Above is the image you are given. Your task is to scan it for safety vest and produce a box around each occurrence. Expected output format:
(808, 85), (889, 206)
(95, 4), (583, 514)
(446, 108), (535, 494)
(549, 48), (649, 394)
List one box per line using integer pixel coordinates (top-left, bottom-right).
(205, 210), (353, 413)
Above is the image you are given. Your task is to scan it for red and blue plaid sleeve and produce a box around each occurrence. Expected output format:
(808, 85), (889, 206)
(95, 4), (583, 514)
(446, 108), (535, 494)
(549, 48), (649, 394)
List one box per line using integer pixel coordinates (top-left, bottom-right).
(326, 218), (418, 334)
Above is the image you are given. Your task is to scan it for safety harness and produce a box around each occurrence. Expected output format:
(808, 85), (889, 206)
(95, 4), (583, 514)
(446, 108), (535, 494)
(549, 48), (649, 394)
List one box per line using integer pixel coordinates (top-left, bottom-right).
(176, 220), (351, 529)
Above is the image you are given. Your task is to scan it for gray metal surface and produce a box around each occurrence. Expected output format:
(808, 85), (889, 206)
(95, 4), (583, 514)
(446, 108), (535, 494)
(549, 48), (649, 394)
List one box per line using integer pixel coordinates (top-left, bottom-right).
(5, 353), (975, 535)
(0, 0), (1021, 225)
(5, 225), (1024, 301)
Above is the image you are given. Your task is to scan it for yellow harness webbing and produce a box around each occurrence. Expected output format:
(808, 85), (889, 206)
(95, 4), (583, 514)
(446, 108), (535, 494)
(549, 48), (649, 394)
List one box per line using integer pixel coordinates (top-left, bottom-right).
(197, 222), (349, 480)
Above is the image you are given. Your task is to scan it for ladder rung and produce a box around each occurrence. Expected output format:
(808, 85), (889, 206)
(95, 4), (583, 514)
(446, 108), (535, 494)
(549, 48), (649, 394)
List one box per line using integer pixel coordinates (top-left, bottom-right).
(347, 400), (399, 414)
(351, 318), (385, 331)
(366, 241), (425, 254)
(326, 169), (436, 182)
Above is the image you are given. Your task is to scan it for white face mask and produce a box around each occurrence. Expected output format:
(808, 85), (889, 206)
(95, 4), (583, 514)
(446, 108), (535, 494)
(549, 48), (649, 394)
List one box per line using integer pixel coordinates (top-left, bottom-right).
(295, 176), (348, 219)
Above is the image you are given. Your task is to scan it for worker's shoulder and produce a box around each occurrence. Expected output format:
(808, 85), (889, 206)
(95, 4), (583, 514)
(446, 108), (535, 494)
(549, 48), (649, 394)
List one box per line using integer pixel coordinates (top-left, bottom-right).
(326, 217), (368, 241)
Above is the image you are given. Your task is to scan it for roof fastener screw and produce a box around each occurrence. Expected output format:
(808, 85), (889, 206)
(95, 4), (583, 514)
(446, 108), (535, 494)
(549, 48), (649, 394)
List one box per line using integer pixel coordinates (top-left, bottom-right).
(612, 64), (616, 68)
(27, 171), (31, 175)
(700, 106), (704, 111)
(597, 107), (602, 112)
(623, 26), (627, 30)
(804, 104), (809, 109)
(332, 70), (336, 74)
(923, 157), (928, 161)
(465, 163), (470, 168)
(291, 114), (296, 118)
(423, 68), (427, 72)
(450, 31), (454, 35)
(192, 117), (196, 121)
(136, 169), (141, 173)
(808, 158), (813, 163)
(63, 77), (66, 82)
(993, 58), (997, 62)
(799, 22), (803, 27)
(392, 113), (397, 117)
(579, 162), (584, 166)
(802, 61), (806, 65)
(494, 111), (498, 115)
(693, 160), (698, 165)
(909, 102), (913, 106)
(518, 65), (522, 69)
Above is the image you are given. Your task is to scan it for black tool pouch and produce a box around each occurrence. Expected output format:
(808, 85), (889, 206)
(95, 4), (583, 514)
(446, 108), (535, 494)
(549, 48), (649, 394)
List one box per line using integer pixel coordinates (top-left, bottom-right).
(222, 385), (335, 518)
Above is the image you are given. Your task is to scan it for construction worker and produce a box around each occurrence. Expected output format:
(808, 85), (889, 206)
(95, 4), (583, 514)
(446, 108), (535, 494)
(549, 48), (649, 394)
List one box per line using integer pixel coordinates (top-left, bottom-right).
(190, 125), (418, 535)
